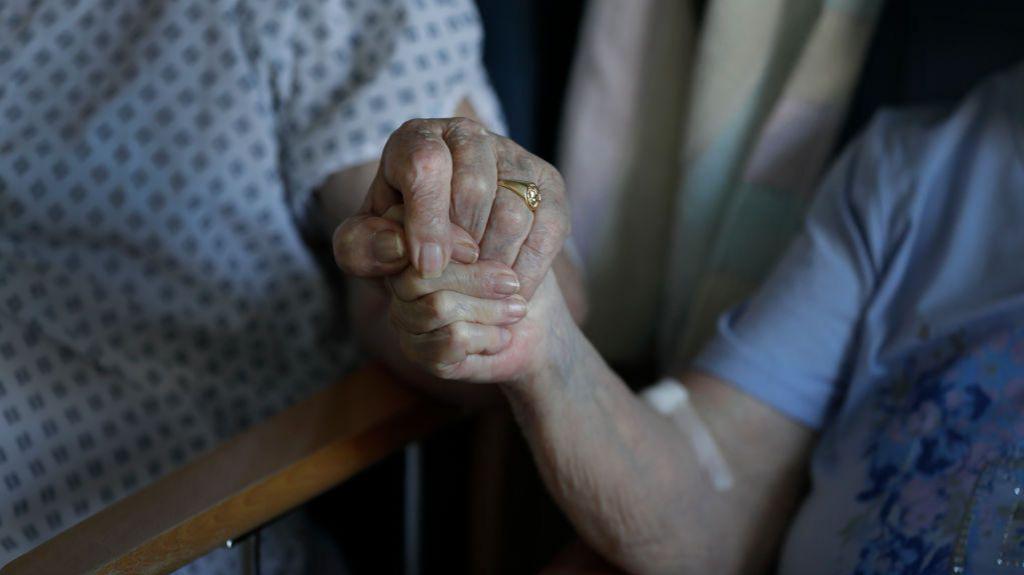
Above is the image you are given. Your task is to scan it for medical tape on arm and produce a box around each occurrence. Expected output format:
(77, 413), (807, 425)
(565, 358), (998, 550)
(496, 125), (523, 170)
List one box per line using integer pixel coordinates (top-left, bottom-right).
(640, 378), (735, 492)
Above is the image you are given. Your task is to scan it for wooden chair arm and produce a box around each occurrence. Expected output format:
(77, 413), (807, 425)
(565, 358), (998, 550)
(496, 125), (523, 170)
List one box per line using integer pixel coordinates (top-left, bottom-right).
(2, 364), (455, 575)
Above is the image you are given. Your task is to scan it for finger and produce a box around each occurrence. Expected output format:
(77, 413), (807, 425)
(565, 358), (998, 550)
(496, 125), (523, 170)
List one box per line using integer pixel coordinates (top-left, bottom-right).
(332, 213), (477, 276)
(443, 353), (512, 384)
(382, 120), (454, 278)
(382, 205), (479, 264)
(443, 118), (498, 243)
(365, 163), (402, 215)
(332, 214), (408, 277)
(512, 191), (570, 299)
(390, 292), (527, 334)
(478, 186), (534, 266)
(489, 136), (570, 298)
(380, 204), (405, 223)
(388, 260), (519, 302)
(398, 322), (512, 379)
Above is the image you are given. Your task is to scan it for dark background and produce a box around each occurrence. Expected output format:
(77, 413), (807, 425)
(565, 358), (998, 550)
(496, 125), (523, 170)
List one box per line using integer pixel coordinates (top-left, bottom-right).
(312, 1), (1024, 573)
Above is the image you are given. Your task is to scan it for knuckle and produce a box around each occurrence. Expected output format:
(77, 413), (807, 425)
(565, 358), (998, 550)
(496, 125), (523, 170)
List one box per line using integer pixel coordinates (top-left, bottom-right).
(494, 134), (520, 155)
(403, 277), (427, 300)
(456, 171), (492, 199)
(561, 213), (572, 239)
(450, 115), (478, 129)
(448, 116), (487, 138)
(428, 360), (451, 379)
(432, 362), (460, 380)
(519, 240), (546, 264)
(534, 219), (567, 251)
(537, 164), (569, 213)
(541, 162), (565, 190)
(447, 322), (472, 348)
(492, 206), (531, 235)
(393, 272), (424, 300)
(452, 297), (473, 319)
(407, 144), (448, 182)
(422, 291), (450, 317)
(398, 118), (429, 134)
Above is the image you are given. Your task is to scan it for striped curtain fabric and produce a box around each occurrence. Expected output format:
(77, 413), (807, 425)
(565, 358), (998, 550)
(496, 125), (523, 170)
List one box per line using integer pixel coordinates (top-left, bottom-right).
(558, 0), (885, 368)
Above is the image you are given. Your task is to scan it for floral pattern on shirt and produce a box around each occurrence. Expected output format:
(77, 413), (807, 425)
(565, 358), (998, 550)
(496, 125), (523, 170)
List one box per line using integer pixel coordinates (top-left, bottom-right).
(842, 326), (1024, 574)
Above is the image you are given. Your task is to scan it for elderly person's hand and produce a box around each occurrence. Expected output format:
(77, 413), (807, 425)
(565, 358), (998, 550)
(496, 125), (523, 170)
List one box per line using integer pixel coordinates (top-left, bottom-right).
(332, 117), (569, 300)
(386, 264), (574, 383)
(350, 199), (574, 384)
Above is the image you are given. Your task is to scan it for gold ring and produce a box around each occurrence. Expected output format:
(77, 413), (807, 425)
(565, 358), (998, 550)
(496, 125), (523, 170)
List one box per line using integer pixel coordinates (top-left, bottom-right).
(496, 179), (542, 212)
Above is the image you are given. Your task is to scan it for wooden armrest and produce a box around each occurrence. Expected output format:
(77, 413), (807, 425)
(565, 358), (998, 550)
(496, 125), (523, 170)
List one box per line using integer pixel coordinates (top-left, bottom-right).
(2, 364), (455, 575)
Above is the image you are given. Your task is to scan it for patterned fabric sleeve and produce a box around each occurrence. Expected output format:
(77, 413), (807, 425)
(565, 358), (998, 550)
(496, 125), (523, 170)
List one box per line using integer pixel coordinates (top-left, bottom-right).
(242, 0), (505, 214)
(693, 114), (906, 428)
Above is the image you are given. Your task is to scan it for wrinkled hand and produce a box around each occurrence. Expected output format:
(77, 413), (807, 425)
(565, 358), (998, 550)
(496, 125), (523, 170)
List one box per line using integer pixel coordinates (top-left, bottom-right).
(387, 264), (573, 383)
(333, 117), (569, 299)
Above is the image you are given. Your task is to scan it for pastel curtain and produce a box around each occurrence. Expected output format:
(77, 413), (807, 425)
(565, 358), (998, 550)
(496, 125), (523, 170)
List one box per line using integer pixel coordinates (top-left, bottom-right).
(558, 0), (885, 368)
(558, 0), (694, 362)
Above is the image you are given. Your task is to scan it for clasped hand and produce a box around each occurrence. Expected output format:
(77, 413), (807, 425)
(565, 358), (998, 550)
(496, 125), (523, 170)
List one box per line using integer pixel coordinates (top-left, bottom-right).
(333, 117), (575, 383)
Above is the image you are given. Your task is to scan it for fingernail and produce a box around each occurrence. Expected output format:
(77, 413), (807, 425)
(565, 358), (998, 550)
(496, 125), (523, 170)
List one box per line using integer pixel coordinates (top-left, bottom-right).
(494, 273), (520, 296)
(372, 230), (404, 263)
(506, 296), (528, 317)
(419, 242), (444, 278)
(453, 240), (479, 264)
(499, 328), (512, 346)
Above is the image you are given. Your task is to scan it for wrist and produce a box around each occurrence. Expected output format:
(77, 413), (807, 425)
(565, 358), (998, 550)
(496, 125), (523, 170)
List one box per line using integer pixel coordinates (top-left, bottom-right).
(501, 317), (590, 403)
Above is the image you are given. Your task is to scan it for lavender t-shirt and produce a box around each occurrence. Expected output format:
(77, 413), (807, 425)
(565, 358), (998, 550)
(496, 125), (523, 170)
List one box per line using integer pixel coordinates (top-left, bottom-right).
(697, 63), (1024, 574)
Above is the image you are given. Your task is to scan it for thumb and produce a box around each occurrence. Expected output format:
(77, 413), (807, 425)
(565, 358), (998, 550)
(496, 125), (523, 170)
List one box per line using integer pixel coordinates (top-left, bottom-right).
(333, 214), (408, 278)
(333, 212), (480, 278)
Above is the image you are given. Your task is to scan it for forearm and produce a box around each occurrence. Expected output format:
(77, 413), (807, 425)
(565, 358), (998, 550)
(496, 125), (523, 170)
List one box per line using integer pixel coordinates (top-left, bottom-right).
(500, 328), (812, 574)
(501, 336), (706, 572)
